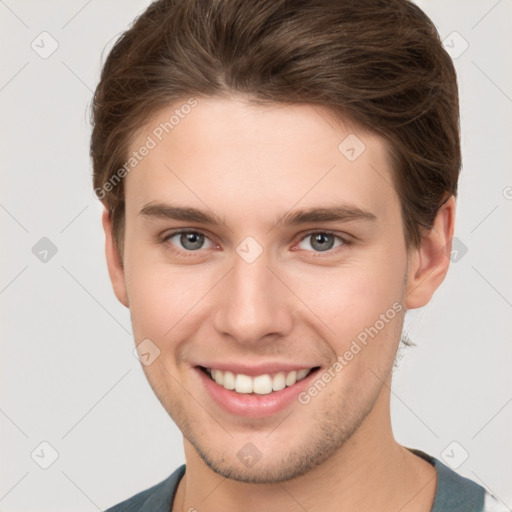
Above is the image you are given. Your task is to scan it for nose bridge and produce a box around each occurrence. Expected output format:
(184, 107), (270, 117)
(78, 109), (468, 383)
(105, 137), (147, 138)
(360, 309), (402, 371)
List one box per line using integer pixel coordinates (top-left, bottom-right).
(212, 245), (292, 344)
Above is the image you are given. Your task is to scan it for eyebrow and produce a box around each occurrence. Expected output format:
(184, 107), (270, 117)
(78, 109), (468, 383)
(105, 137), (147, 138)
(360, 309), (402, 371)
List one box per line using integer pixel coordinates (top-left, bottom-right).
(276, 205), (377, 226)
(139, 202), (377, 227)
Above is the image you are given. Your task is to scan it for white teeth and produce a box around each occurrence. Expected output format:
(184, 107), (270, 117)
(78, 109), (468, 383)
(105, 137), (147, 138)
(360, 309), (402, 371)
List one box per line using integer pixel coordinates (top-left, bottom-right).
(272, 372), (286, 391)
(285, 370), (297, 386)
(234, 374), (253, 393)
(213, 369), (224, 386)
(206, 367), (313, 394)
(297, 368), (309, 380)
(252, 375), (273, 395)
(223, 371), (235, 390)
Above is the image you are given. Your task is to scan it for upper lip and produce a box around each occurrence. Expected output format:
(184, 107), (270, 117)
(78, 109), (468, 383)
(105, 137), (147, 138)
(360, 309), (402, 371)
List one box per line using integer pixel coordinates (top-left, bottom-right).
(195, 362), (320, 377)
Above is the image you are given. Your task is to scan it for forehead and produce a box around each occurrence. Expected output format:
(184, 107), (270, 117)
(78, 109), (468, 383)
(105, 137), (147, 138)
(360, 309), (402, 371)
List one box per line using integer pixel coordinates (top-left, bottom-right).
(124, 96), (399, 228)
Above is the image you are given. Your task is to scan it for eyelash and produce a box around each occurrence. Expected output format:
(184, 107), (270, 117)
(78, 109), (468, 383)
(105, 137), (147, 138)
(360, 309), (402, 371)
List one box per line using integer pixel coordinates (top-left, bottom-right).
(160, 229), (352, 257)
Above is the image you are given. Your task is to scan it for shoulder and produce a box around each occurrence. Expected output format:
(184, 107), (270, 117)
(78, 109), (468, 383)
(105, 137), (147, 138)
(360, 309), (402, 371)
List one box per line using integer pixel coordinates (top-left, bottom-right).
(409, 448), (504, 512)
(482, 492), (510, 512)
(104, 464), (186, 512)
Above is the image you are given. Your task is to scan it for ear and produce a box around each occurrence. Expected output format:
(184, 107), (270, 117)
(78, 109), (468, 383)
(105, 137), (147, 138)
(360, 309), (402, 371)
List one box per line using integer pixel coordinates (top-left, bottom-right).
(101, 207), (129, 308)
(405, 195), (456, 309)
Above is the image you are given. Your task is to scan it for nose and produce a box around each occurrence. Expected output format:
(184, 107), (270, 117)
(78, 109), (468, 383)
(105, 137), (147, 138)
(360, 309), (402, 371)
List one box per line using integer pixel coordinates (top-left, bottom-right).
(212, 249), (294, 345)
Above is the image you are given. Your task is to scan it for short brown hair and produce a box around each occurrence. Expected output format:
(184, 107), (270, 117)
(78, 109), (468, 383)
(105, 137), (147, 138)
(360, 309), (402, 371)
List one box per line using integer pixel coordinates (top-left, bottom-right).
(90, 0), (460, 259)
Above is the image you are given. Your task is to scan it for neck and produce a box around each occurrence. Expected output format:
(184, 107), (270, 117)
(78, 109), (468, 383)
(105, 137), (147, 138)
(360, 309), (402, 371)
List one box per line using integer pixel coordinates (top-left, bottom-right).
(172, 386), (437, 512)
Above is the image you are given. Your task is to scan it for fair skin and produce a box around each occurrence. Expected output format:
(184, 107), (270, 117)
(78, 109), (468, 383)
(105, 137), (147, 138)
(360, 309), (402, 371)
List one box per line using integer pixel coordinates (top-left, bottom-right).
(102, 95), (455, 512)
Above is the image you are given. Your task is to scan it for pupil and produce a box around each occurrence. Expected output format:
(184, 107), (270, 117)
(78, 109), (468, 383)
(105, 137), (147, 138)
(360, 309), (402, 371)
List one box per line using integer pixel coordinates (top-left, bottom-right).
(312, 233), (333, 251)
(181, 232), (203, 250)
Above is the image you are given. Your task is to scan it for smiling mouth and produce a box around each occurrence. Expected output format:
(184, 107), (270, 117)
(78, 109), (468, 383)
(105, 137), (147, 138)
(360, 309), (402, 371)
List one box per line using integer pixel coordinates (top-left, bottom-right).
(198, 366), (321, 395)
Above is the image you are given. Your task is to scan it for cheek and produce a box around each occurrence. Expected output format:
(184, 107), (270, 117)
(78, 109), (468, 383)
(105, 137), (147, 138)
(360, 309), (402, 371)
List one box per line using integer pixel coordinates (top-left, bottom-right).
(126, 268), (199, 340)
(296, 259), (404, 330)
(289, 248), (406, 363)
(123, 240), (221, 344)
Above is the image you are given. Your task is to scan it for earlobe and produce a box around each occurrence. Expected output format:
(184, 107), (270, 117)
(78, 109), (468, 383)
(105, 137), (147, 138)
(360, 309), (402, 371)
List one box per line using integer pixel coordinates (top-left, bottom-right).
(405, 196), (456, 310)
(101, 207), (129, 308)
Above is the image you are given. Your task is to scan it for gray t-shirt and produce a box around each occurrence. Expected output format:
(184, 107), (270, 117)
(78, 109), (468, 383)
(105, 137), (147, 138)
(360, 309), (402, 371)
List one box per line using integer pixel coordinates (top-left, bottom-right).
(104, 449), (506, 512)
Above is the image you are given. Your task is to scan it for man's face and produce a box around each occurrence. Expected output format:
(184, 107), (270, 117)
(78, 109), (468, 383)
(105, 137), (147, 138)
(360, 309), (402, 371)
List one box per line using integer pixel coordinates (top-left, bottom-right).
(115, 96), (415, 482)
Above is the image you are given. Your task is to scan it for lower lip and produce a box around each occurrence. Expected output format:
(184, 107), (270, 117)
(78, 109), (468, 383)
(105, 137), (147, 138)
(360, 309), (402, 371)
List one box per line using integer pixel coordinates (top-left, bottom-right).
(195, 367), (320, 418)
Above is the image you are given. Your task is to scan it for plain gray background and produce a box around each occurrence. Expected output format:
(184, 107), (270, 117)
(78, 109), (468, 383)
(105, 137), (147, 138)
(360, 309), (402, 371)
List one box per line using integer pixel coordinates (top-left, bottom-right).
(1, 1), (511, 510)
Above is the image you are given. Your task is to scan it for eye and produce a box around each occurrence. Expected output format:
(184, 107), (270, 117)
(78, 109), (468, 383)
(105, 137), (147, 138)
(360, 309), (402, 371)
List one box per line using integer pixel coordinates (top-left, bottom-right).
(296, 231), (348, 253)
(161, 229), (350, 256)
(162, 230), (215, 252)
